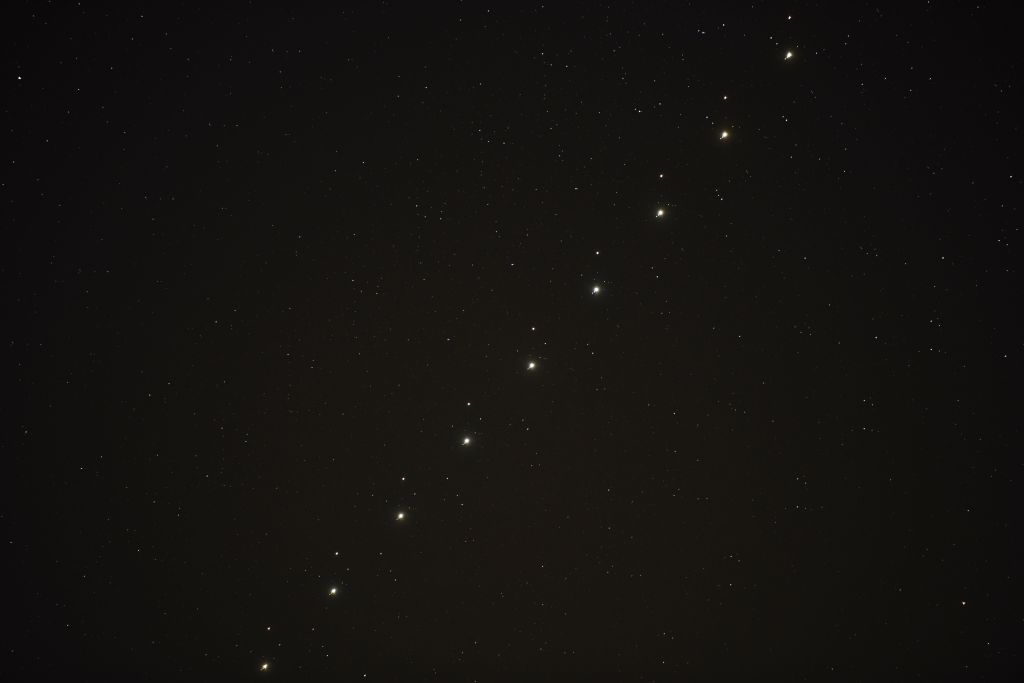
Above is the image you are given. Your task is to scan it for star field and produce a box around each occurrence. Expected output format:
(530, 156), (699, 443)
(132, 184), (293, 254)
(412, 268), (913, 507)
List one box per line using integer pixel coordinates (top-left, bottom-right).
(4, 2), (1022, 680)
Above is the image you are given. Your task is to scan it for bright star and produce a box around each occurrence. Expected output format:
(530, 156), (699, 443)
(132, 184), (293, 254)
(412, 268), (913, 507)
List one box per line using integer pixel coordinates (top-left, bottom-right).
(260, 662), (270, 671)
(720, 130), (729, 139)
(329, 587), (338, 596)
(396, 512), (405, 521)
(785, 51), (794, 60)
(656, 208), (665, 217)
(592, 285), (601, 294)
(462, 436), (471, 446)
(527, 361), (537, 370)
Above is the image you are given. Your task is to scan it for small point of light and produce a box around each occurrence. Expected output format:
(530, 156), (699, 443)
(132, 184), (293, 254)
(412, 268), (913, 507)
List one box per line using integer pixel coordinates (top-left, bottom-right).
(595, 250), (600, 255)
(658, 173), (664, 178)
(466, 401), (471, 406)
(656, 208), (665, 217)
(787, 15), (792, 20)
(260, 662), (270, 671)
(329, 587), (338, 596)
(527, 361), (536, 370)
(396, 512), (405, 520)
(961, 600), (967, 606)
(785, 51), (794, 60)
(266, 626), (271, 631)
(720, 130), (729, 139)
(462, 437), (471, 446)
(334, 551), (339, 556)
(592, 285), (601, 294)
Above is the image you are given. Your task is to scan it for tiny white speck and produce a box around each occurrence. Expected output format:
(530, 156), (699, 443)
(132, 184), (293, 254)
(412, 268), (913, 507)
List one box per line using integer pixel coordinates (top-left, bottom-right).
(785, 51), (794, 60)
(329, 587), (338, 596)
(656, 208), (665, 217)
(720, 130), (729, 139)
(396, 512), (405, 521)
(462, 437), (471, 446)
(527, 361), (537, 370)
(592, 285), (601, 294)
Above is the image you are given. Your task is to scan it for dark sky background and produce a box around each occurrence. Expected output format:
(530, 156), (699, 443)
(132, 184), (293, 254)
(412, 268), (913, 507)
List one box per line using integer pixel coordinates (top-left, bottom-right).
(3, 2), (1021, 680)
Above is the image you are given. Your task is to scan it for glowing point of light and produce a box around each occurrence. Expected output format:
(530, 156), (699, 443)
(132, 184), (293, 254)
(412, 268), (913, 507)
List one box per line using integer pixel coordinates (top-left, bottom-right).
(785, 51), (794, 60)
(720, 130), (729, 139)
(592, 286), (601, 294)
(527, 361), (536, 370)
(329, 587), (338, 596)
(396, 512), (405, 520)
(462, 437), (471, 446)
(656, 208), (665, 217)
(260, 662), (270, 671)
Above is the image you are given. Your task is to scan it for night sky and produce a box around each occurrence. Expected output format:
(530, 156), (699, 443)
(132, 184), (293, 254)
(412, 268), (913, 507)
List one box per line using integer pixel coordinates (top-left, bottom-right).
(4, 2), (1022, 680)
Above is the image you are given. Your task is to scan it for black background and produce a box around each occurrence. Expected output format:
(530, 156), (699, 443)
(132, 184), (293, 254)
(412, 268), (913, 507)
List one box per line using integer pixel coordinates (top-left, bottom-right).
(3, 2), (1021, 680)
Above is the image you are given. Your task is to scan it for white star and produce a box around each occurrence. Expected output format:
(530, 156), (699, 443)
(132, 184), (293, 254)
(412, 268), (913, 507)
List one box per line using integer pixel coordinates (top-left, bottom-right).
(260, 662), (270, 671)
(720, 130), (729, 139)
(396, 512), (405, 521)
(785, 51), (794, 60)
(329, 587), (338, 596)
(527, 361), (537, 370)
(656, 208), (665, 217)
(462, 436), (471, 446)
(592, 285), (601, 294)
